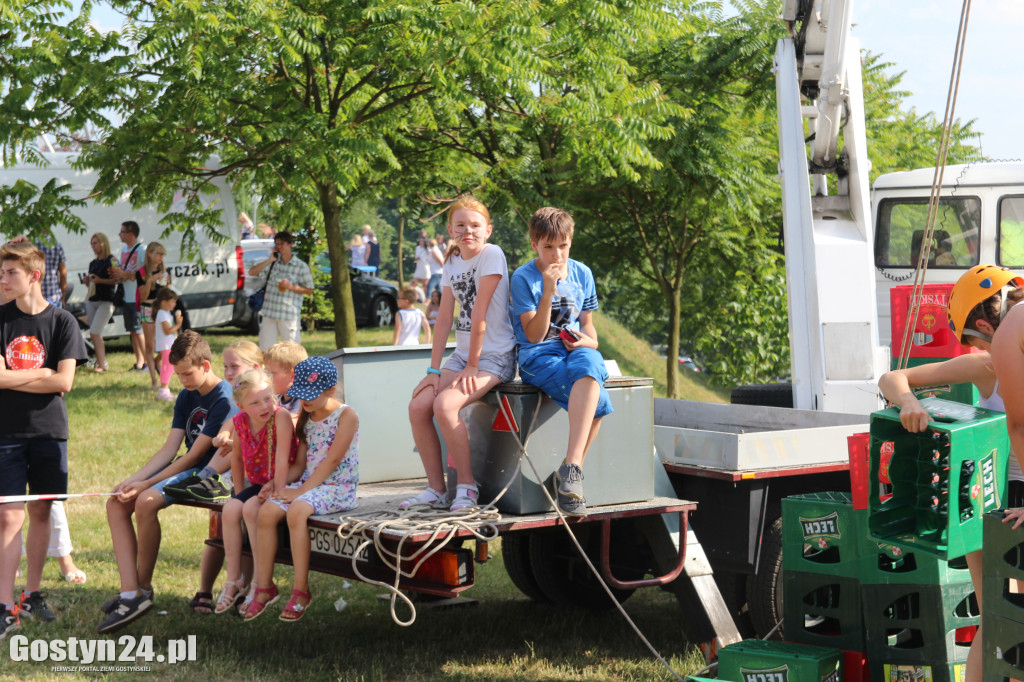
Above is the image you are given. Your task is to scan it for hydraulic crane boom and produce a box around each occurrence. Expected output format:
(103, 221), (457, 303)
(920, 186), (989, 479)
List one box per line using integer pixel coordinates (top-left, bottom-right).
(775, 0), (888, 414)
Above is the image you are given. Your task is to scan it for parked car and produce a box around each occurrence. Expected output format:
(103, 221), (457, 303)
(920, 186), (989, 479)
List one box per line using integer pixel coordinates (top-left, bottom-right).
(232, 241), (398, 331)
(313, 251), (398, 328)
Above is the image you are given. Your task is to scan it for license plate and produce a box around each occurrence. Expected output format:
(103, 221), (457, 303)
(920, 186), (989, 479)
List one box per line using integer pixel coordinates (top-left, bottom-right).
(309, 527), (369, 561)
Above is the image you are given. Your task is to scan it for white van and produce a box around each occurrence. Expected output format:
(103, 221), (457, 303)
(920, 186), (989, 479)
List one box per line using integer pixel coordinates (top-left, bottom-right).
(872, 162), (1024, 346)
(0, 153), (245, 337)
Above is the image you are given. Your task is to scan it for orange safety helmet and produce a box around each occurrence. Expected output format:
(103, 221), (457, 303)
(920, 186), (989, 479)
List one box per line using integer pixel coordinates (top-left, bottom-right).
(947, 264), (1024, 343)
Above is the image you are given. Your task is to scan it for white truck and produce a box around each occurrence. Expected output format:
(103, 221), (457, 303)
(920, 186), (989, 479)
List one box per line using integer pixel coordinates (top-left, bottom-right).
(0, 152), (247, 337)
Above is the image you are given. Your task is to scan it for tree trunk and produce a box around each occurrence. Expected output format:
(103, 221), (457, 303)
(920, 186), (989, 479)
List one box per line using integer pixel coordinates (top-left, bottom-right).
(665, 287), (682, 400)
(316, 181), (358, 348)
(397, 209), (405, 288)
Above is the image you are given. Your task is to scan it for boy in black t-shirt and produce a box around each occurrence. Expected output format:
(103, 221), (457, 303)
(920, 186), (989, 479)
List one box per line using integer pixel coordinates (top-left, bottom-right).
(0, 241), (87, 639)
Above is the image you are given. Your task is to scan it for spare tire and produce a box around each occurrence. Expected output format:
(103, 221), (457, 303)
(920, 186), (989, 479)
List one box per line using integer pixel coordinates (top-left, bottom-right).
(730, 383), (794, 408)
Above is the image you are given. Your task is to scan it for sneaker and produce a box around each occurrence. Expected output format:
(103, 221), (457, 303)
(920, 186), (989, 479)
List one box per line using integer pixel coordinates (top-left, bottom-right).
(0, 605), (20, 640)
(19, 591), (56, 622)
(156, 388), (175, 402)
(97, 593), (153, 634)
(183, 475), (232, 503)
(556, 490), (588, 518)
(102, 588), (153, 614)
(162, 475), (204, 498)
(556, 463), (584, 500)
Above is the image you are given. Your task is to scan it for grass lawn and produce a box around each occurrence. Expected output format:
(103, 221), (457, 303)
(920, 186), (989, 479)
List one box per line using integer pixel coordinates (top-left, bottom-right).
(6, 323), (712, 681)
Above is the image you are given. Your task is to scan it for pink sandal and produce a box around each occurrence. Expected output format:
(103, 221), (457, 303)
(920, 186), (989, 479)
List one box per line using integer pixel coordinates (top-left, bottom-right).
(279, 589), (313, 622)
(243, 584), (279, 621)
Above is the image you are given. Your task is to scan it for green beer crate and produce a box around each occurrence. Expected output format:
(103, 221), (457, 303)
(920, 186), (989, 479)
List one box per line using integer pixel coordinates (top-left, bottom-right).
(859, 540), (971, 586)
(867, 397), (1009, 559)
(862, 581), (977, 663)
(718, 640), (842, 682)
(783, 492), (864, 579)
(982, 510), (1024, 624)
(782, 571), (864, 652)
(981, 612), (1024, 681)
(893, 356), (980, 407)
(868, 660), (965, 682)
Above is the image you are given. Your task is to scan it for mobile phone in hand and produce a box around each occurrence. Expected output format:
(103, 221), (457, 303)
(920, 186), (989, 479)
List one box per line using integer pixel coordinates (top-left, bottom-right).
(559, 325), (580, 343)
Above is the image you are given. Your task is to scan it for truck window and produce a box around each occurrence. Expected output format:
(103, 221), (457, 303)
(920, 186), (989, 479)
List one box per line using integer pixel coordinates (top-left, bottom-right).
(998, 196), (1024, 266)
(875, 197), (981, 269)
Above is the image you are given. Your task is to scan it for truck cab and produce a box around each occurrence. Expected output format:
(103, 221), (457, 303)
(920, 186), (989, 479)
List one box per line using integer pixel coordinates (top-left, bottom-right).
(873, 162), (1024, 347)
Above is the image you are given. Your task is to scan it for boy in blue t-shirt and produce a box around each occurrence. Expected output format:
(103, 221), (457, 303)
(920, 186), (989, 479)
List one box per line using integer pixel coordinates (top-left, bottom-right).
(99, 330), (237, 633)
(510, 207), (613, 517)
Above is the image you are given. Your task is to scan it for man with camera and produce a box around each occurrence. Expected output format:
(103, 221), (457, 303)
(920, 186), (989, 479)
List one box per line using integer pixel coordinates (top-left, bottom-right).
(248, 231), (314, 351)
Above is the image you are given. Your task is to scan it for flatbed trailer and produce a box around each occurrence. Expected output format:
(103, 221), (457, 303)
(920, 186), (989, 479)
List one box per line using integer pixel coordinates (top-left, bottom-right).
(181, 480), (736, 644)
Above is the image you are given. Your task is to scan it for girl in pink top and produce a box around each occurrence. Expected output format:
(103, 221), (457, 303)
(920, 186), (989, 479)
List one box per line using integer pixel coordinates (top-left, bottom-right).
(214, 369), (297, 614)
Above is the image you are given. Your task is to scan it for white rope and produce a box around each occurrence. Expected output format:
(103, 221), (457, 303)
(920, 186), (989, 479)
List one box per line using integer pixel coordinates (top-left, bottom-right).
(489, 393), (686, 682)
(0, 491), (116, 504)
(334, 394), (541, 626)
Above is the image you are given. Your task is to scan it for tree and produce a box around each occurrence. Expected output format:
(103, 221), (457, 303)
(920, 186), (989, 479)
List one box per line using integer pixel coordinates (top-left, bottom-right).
(568, 1), (784, 397)
(0, 0), (678, 348)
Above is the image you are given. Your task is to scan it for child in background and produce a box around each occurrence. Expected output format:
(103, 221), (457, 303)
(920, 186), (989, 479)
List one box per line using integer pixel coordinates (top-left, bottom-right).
(264, 342), (308, 417)
(153, 288), (183, 402)
(425, 290), (441, 328)
(511, 207), (613, 517)
(137, 242), (170, 389)
(393, 288), (432, 346)
(245, 357), (359, 622)
(215, 370), (297, 614)
(404, 196), (516, 511)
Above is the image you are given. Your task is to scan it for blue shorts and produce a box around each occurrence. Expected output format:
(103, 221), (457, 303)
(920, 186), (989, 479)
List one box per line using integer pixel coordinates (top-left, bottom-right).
(0, 438), (68, 497)
(519, 345), (614, 418)
(150, 467), (201, 506)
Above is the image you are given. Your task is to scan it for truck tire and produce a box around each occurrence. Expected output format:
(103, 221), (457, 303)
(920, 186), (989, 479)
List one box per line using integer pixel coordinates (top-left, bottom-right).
(730, 383), (794, 408)
(714, 568), (754, 638)
(747, 511), (784, 638)
(527, 527), (635, 610)
(500, 533), (551, 604)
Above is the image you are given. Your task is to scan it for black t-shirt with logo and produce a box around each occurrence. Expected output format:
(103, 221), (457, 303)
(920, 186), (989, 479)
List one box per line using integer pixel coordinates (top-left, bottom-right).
(0, 301), (88, 440)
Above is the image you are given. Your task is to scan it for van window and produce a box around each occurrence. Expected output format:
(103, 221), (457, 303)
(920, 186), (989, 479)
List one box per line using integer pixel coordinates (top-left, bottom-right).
(998, 196), (1024, 266)
(875, 197), (981, 269)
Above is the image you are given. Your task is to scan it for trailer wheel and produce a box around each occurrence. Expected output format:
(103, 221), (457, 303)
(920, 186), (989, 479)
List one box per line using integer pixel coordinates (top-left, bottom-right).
(747, 512), (784, 638)
(714, 568), (754, 638)
(527, 526), (636, 610)
(500, 533), (551, 604)
(730, 383), (794, 408)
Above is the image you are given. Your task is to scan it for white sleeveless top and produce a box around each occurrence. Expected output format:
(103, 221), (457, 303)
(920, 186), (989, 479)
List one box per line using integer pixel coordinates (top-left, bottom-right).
(979, 381), (1023, 482)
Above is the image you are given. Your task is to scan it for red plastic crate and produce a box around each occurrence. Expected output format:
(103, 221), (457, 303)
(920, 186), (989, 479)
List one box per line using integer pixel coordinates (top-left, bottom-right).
(890, 284), (978, 359)
(848, 432), (870, 510)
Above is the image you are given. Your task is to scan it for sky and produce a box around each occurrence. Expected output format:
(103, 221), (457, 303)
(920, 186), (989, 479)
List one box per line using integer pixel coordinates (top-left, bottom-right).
(86, 1), (1024, 160)
(853, 0), (1024, 160)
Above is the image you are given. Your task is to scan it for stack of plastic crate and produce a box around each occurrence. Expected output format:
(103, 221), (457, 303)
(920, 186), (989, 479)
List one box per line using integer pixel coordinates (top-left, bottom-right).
(717, 640), (842, 682)
(860, 397), (1004, 680)
(782, 492), (866, 658)
(981, 510), (1024, 680)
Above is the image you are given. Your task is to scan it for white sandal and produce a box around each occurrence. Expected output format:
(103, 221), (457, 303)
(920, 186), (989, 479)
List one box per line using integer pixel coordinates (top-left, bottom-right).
(214, 575), (248, 615)
(449, 483), (479, 511)
(399, 486), (447, 510)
